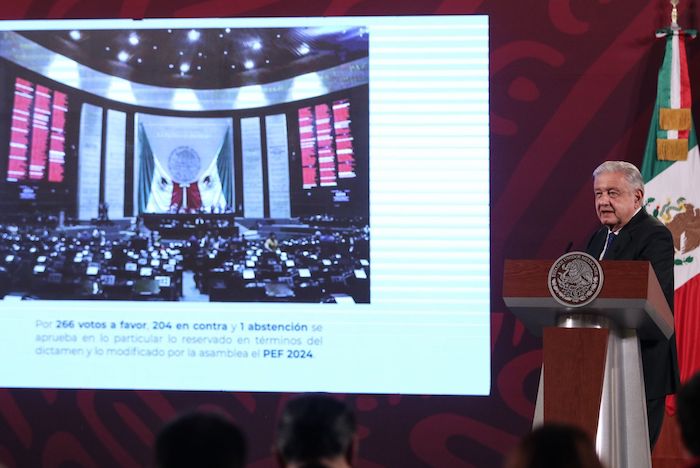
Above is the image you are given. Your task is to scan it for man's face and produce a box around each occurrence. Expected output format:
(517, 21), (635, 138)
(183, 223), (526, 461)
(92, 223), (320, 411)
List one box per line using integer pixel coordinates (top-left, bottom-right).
(594, 171), (642, 231)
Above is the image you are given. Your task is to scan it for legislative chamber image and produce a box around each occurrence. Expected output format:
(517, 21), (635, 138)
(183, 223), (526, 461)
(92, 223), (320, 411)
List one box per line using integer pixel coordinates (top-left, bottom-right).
(0, 26), (370, 304)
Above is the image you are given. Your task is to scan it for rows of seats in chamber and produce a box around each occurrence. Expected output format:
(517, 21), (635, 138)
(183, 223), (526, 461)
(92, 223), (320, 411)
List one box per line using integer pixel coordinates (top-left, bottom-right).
(0, 213), (370, 303)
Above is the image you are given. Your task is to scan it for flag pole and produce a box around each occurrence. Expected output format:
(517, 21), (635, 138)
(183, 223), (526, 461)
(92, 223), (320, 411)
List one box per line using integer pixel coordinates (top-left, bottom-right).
(656, 0), (695, 40)
(671, 0), (679, 30)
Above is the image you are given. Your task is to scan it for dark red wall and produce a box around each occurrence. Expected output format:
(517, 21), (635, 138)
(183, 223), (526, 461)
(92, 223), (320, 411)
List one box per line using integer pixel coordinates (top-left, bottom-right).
(0, 1), (694, 466)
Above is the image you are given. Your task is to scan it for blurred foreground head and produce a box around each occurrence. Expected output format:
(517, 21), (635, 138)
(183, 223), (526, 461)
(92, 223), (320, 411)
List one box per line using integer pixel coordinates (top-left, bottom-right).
(154, 411), (247, 468)
(275, 394), (357, 468)
(504, 423), (604, 468)
(677, 372), (700, 458)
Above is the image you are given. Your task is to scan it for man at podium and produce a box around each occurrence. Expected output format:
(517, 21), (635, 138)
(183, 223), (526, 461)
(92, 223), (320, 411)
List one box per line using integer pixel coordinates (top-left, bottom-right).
(586, 160), (680, 447)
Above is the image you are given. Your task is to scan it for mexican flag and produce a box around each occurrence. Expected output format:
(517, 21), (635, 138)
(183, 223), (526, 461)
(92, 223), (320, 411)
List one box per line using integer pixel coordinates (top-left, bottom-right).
(137, 123), (174, 213)
(198, 127), (234, 212)
(137, 123), (234, 213)
(641, 27), (700, 403)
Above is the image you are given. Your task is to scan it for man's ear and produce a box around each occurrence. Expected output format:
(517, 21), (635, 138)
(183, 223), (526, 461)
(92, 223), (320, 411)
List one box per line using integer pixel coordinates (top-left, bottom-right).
(635, 189), (644, 206)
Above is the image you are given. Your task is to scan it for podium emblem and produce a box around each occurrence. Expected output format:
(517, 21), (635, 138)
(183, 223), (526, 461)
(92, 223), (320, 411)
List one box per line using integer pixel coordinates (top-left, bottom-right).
(547, 251), (604, 307)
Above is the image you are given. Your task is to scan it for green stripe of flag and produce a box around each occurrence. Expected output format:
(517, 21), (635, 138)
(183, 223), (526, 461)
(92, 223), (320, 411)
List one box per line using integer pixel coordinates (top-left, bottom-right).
(641, 34), (698, 183)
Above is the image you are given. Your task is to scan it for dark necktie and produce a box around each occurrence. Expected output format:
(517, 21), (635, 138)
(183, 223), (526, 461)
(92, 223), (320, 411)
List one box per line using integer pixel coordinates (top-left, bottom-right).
(602, 231), (617, 259)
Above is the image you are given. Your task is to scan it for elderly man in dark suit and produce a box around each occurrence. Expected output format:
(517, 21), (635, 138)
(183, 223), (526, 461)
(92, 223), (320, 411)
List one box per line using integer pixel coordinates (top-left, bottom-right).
(586, 160), (680, 447)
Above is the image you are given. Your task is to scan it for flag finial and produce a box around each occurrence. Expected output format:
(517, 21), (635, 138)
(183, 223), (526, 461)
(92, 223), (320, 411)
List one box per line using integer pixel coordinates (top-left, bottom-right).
(671, 0), (680, 29)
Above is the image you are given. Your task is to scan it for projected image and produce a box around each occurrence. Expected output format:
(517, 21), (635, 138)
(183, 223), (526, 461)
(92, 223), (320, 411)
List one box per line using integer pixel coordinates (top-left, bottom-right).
(0, 16), (490, 396)
(0, 25), (370, 304)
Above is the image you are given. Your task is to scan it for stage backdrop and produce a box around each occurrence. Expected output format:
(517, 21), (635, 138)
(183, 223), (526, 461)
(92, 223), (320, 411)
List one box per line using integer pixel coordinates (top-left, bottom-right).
(1, 1), (698, 467)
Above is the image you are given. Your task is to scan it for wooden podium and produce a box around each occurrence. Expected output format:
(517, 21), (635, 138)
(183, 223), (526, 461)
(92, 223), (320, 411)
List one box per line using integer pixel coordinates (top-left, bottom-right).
(503, 259), (674, 468)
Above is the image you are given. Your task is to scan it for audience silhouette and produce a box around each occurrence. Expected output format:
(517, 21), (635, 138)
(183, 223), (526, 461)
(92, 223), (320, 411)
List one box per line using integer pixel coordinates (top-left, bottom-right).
(154, 411), (247, 468)
(677, 372), (700, 467)
(504, 423), (604, 468)
(275, 394), (357, 468)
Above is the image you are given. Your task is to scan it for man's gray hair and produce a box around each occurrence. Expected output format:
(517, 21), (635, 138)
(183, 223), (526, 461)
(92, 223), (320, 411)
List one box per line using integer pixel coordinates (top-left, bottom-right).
(592, 161), (644, 193)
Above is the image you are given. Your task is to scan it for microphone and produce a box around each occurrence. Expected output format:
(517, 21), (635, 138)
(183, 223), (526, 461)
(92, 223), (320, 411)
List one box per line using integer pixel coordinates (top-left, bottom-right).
(564, 241), (574, 254)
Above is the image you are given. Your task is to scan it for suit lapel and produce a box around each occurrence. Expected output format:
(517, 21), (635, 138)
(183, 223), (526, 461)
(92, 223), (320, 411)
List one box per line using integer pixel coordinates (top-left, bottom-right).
(588, 228), (607, 258)
(607, 209), (647, 259)
(608, 229), (630, 259)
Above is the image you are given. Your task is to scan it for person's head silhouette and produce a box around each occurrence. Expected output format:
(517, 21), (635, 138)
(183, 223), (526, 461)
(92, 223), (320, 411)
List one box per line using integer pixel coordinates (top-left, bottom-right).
(154, 411), (246, 468)
(275, 394), (357, 468)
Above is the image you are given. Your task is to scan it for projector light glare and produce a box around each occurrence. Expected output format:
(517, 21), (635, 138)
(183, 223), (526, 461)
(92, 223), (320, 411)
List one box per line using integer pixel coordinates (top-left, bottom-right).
(117, 51), (129, 62)
(128, 33), (139, 45)
(244, 60), (254, 69)
(69, 30), (81, 40)
(188, 29), (200, 42)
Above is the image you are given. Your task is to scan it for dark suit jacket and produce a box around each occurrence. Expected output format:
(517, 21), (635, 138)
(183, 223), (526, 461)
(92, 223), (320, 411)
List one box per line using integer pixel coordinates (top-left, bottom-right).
(586, 208), (680, 399)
